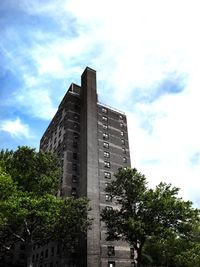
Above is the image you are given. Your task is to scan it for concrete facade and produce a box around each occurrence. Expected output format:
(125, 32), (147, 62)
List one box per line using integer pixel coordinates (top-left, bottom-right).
(38, 67), (132, 267)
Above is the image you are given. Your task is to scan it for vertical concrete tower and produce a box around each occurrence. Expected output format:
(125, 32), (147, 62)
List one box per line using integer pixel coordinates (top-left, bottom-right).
(80, 68), (100, 266)
(39, 67), (132, 267)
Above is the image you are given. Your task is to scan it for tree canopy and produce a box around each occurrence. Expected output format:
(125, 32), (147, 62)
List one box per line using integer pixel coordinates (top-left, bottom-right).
(101, 168), (200, 267)
(0, 146), (91, 265)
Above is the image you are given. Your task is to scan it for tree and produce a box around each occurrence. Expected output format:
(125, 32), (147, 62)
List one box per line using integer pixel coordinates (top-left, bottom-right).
(0, 147), (91, 266)
(101, 168), (200, 267)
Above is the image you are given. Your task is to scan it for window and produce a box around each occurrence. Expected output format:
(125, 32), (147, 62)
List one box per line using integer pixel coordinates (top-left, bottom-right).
(72, 163), (77, 171)
(104, 151), (110, 158)
(45, 249), (48, 258)
(105, 182), (109, 188)
(123, 157), (127, 163)
(57, 245), (60, 255)
(74, 114), (79, 121)
(104, 161), (110, 168)
(51, 247), (54, 256)
(103, 133), (109, 140)
(103, 124), (108, 130)
(130, 248), (134, 259)
(73, 132), (79, 140)
(72, 175), (78, 183)
(19, 253), (25, 259)
(40, 251), (44, 259)
(108, 246), (115, 256)
(73, 123), (78, 129)
(20, 244), (25, 250)
(103, 142), (109, 149)
(102, 116), (108, 122)
(108, 262), (115, 267)
(104, 172), (111, 179)
(74, 104), (79, 111)
(121, 139), (125, 145)
(122, 148), (126, 154)
(32, 255), (35, 263)
(121, 131), (124, 136)
(71, 188), (77, 196)
(73, 152), (78, 160)
(73, 141), (78, 148)
(119, 115), (123, 120)
(120, 122), (124, 128)
(106, 206), (113, 211)
(102, 107), (107, 113)
(106, 194), (112, 202)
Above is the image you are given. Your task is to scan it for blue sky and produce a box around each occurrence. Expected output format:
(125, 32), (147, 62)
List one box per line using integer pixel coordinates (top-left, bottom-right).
(1, 0), (200, 206)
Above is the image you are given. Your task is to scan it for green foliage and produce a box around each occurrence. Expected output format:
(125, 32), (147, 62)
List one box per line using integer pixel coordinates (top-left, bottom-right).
(0, 146), (61, 195)
(101, 168), (200, 267)
(0, 146), (91, 258)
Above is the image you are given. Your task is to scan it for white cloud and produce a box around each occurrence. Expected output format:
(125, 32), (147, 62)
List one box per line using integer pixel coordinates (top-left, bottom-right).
(0, 118), (30, 139)
(15, 88), (57, 120)
(2, 0), (200, 206)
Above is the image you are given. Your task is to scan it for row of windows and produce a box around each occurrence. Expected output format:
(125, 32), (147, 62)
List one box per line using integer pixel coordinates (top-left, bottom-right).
(103, 132), (125, 143)
(104, 156), (127, 168)
(32, 246), (57, 263)
(101, 107), (124, 121)
(107, 246), (134, 258)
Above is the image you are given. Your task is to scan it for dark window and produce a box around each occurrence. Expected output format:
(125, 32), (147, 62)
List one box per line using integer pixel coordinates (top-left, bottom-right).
(32, 255), (35, 263)
(73, 132), (79, 140)
(102, 116), (108, 122)
(103, 142), (109, 149)
(108, 246), (115, 256)
(106, 194), (112, 202)
(20, 244), (25, 250)
(119, 115), (123, 120)
(103, 133), (109, 140)
(130, 248), (134, 259)
(72, 163), (77, 171)
(104, 161), (110, 168)
(102, 107), (107, 113)
(103, 124), (108, 130)
(19, 253), (25, 259)
(120, 122), (124, 128)
(71, 188), (77, 196)
(40, 251), (44, 259)
(104, 172), (111, 179)
(72, 175), (78, 183)
(74, 104), (79, 111)
(108, 262), (115, 267)
(123, 157), (127, 163)
(121, 139), (125, 145)
(51, 247), (54, 256)
(57, 245), (60, 255)
(45, 249), (48, 258)
(73, 123), (78, 129)
(105, 182), (109, 188)
(73, 141), (78, 148)
(122, 148), (126, 154)
(73, 152), (78, 160)
(74, 114), (79, 121)
(104, 151), (110, 158)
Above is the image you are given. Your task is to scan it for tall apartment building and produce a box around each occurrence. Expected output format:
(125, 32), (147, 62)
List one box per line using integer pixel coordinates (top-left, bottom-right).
(39, 67), (132, 267)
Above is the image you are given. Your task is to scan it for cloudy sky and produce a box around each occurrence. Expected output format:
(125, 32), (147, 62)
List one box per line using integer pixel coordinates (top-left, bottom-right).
(1, 0), (200, 206)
